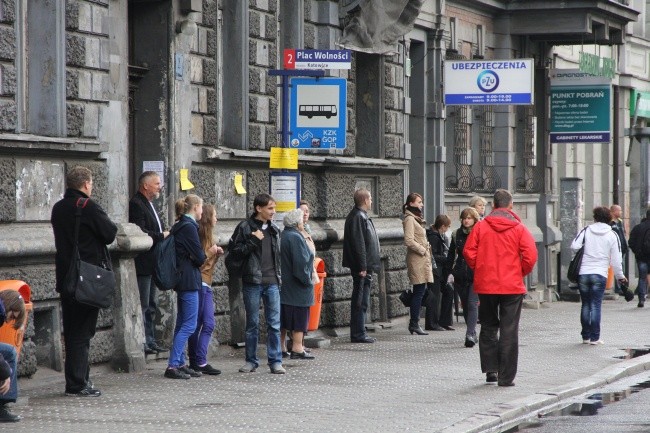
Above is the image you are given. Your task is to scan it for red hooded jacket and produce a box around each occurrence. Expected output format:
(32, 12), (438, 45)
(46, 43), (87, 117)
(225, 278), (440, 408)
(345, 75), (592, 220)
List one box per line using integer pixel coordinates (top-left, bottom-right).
(464, 208), (538, 295)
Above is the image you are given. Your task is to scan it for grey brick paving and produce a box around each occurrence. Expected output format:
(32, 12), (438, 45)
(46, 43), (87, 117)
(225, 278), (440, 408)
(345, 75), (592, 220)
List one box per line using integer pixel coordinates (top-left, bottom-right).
(10, 298), (650, 432)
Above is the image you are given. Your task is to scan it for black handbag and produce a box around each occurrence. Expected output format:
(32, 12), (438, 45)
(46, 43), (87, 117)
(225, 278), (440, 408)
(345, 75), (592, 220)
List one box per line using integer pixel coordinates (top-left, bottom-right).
(567, 228), (586, 284)
(61, 198), (115, 309)
(399, 290), (413, 307)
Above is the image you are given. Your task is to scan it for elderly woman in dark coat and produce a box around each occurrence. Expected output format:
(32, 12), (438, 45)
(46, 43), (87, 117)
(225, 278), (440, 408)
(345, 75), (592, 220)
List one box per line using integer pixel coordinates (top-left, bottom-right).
(280, 208), (316, 359)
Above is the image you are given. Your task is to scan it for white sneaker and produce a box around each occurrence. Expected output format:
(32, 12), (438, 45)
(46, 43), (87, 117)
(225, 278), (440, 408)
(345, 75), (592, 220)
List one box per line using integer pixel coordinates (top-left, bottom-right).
(582, 339), (590, 344)
(589, 339), (605, 345)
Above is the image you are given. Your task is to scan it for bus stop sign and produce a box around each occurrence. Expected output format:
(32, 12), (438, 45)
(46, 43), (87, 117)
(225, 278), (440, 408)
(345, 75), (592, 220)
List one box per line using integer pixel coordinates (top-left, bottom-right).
(289, 77), (347, 149)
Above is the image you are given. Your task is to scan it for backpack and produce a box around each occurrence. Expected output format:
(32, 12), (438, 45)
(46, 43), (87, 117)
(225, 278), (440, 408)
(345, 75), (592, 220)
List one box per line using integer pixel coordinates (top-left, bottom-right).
(152, 221), (188, 291)
(224, 220), (251, 277)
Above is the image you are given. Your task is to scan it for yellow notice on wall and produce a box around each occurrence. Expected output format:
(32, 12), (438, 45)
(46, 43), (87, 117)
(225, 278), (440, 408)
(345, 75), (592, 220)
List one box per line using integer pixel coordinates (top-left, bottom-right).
(234, 173), (247, 195)
(269, 147), (298, 170)
(179, 169), (195, 190)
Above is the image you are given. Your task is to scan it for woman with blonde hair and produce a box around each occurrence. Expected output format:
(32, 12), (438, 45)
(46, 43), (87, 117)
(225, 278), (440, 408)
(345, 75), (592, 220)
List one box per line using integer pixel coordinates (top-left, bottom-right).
(165, 194), (207, 380)
(469, 196), (487, 220)
(0, 289), (26, 421)
(403, 192), (434, 335)
(187, 204), (224, 375)
(447, 207), (480, 347)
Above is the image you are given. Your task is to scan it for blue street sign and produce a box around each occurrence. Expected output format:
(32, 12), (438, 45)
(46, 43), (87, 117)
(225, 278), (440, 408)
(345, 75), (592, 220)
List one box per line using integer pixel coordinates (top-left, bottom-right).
(289, 77), (347, 149)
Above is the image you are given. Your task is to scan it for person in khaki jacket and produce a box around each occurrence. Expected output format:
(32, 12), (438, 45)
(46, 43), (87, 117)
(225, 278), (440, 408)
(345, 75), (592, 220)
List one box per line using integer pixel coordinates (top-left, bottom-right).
(403, 192), (434, 335)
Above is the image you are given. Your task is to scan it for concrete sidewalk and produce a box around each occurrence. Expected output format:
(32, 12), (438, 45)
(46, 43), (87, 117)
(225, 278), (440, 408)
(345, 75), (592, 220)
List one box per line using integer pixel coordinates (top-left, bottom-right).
(11, 297), (650, 433)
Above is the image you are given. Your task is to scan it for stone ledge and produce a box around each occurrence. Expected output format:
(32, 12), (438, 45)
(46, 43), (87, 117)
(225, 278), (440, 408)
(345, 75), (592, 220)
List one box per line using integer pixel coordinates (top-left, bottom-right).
(0, 133), (108, 156)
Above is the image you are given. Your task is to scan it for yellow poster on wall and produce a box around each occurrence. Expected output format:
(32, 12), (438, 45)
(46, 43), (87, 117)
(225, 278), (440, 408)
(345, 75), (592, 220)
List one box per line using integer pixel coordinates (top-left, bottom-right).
(269, 147), (298, 170)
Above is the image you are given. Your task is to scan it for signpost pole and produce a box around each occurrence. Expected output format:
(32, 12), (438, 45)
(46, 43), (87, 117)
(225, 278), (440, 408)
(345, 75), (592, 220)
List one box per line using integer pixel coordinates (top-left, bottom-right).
(269, 69), (325, 150)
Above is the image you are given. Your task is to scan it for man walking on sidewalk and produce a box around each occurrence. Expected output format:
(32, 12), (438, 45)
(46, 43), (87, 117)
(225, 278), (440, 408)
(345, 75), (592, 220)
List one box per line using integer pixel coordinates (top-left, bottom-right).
(627, 209), (650, 307)
(464, 189), (537, 387)
(343, 188), (381, 343)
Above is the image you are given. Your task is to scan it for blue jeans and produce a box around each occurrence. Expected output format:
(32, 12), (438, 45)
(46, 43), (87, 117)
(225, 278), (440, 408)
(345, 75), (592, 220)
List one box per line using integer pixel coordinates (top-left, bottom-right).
(188, 283), (216, 367)
(136, 275), (157, 348)
(243, 284), (281, 367)
(637, 260), (648, 301)
(0, 343), (17, 403)
(578, 274), (606, 341)
(168, 290), (199, 369)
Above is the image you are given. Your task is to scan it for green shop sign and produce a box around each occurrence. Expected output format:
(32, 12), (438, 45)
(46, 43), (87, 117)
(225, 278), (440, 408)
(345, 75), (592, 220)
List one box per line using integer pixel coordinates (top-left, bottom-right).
(579, 52), (616, 79)
(630, 89), (650, 118)
(550, 85), (611, 143)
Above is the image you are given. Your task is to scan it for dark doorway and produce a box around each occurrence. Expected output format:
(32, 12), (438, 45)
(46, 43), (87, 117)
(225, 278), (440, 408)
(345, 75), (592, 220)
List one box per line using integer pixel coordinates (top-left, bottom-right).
(128, 0), (171, 199)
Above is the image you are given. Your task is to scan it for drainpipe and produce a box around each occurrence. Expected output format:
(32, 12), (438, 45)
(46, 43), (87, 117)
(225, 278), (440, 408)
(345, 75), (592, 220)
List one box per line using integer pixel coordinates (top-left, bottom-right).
(613, 86), (619, 204)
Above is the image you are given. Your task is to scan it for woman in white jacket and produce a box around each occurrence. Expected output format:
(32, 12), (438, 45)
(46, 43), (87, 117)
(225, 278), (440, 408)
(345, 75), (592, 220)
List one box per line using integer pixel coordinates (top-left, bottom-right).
(571, 206), (627, 345)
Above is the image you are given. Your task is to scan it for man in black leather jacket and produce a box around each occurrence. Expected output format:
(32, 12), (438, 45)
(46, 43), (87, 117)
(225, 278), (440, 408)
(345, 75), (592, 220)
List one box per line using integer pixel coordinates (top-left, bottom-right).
(229, 194), (284, 374)
(343, 189), (380, 343)
(51, 166), (117, 397)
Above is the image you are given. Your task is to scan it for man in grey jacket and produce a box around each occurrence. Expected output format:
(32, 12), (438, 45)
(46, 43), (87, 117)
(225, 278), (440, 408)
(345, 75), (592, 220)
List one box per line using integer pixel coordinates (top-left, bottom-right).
(342, 189), (380, 343)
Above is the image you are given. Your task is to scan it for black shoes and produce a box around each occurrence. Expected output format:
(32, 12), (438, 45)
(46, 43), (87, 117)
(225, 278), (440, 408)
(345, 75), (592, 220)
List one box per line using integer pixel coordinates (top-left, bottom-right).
(425, 324), (445, 331)
(442, 325), (455, 331)
(150, 342), (167, 352)
(351, 336), (376, 343)
(486, 372), (498, 383)
(191, 364), (221, 375)
(164, 367), (190, 380)
(290, 351), (315, 360)
(498, 381), (515, 387)
(409, 320), (428, 335)
(65, 386), (102, 397)
(464, 335), (477, 348)
(179, 366), (202, 377)
(0, 405), (20, 422)
(282, 351), (290, 358)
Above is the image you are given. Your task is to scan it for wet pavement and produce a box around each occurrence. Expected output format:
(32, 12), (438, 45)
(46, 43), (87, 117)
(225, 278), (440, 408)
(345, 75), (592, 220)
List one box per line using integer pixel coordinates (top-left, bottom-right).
(8, 297), (650, 432)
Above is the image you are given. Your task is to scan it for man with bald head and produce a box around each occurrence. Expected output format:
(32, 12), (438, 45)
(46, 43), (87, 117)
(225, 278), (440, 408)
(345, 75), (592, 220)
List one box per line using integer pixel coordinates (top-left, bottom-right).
(610, 204), (628, 294)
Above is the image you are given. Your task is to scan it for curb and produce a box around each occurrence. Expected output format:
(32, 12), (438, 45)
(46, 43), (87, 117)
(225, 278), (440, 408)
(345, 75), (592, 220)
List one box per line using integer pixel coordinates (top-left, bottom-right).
(438, 353), (650, 433)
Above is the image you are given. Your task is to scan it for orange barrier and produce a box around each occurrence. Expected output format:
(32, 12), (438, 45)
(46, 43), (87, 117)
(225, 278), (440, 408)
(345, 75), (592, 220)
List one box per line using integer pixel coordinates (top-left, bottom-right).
(308, 258), (326, 331)
(606, 266), (614, 290)
(0, 280), (33, 358)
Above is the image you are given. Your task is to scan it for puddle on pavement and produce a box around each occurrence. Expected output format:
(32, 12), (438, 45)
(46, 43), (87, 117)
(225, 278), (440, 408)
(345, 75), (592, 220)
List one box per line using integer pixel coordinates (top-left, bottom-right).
(504, 377), (650, 431)
(613, 347), (650, 360)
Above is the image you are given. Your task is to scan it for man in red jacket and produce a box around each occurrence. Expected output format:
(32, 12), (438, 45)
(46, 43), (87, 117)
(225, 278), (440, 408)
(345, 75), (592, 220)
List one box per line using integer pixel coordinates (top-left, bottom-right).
(464, 189), (537, 387)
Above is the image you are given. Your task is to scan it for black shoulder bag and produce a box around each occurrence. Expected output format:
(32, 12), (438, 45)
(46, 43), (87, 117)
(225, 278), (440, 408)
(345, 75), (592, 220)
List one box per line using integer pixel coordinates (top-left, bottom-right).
(61, 198), (115, 308)
(567, 229), (587, 284)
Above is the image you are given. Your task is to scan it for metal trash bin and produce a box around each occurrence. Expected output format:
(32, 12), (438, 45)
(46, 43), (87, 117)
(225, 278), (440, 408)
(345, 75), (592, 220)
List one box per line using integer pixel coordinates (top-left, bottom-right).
(307, 258), (327, 331)
(0, 280), (32, 358)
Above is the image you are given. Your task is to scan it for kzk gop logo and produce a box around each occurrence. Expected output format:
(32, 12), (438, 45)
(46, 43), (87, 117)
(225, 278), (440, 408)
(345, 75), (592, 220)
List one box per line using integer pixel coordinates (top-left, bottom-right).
(477, 70), (499, 93)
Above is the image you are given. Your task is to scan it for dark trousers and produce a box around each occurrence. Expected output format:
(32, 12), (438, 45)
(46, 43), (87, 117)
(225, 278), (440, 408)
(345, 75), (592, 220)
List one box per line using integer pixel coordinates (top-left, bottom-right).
(424, 281), (441, 327)
(136, 274), (157, 348)
(409, 283), (427, 323)
(350, 273), (372, 340)
(61, 296), (99, 393)
(439, 281), (455, 327)
(478, 293), (524, 385)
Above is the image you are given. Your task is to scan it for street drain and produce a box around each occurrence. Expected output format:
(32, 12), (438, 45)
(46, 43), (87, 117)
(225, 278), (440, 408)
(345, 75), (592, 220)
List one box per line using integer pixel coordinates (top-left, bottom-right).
(613, 347), (650, 359)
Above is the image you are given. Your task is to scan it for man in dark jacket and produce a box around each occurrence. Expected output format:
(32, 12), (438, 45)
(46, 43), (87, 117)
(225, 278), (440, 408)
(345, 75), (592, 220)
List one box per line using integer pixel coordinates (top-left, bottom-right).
(627, 209), (650, 307)
(129, 171), (169, 354)
(342, 188), (380, 343)
(229, 194), (284, 374)
(51, 166), (118, 397)
(610, 204), (628, 294)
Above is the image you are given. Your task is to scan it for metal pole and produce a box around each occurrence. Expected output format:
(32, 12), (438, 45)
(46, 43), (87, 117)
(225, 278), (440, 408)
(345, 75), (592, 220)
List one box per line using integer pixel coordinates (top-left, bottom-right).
(625, 92), (642, 167)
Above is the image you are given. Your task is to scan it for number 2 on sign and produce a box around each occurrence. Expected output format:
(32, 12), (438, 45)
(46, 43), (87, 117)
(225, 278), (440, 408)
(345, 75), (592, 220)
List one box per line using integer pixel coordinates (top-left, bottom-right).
(284, 49), (296, 69)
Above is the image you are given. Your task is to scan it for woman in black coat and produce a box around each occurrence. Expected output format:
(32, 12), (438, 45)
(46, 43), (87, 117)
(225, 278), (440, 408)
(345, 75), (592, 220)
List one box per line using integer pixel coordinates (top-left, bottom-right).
(165, 194), (207, 380)
(424, 214), (454, 331)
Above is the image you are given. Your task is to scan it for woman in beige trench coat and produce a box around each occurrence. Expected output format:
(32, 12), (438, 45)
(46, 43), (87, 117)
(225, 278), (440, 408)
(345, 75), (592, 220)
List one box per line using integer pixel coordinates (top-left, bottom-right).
(403, 192), (434, 335)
